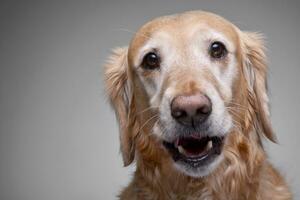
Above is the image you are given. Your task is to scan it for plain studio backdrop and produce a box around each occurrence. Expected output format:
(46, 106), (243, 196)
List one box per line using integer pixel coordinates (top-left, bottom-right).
(0, 0), (299, 199)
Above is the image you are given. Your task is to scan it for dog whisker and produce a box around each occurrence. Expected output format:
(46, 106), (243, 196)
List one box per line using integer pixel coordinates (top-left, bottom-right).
(227, 102), (249, 109)
(135, 106), (159, 117)
(137, 114), (159, 134)
(226, 107), (247, 122)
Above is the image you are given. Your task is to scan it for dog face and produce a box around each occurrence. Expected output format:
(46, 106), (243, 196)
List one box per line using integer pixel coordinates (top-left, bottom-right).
(105, 11), (275, 178)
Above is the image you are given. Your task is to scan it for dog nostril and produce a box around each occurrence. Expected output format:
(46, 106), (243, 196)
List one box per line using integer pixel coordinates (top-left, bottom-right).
(172, 109), (187, 119)
(196, 105), (211, 115)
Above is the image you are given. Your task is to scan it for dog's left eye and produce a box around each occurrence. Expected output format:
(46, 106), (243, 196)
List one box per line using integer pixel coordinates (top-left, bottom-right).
(142, 52), (160, 70)
(209, 41), (227, 59)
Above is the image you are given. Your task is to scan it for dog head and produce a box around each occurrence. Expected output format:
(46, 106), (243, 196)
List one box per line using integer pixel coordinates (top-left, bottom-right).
(105, 11), (276, 178)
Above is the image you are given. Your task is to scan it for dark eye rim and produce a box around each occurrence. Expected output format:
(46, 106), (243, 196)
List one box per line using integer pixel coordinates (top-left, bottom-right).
(209, 41), (228, 59)
(141, 52), (160, 70)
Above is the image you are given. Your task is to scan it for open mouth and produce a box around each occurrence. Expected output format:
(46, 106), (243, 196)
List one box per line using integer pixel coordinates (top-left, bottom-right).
(163, 135), (224, 168)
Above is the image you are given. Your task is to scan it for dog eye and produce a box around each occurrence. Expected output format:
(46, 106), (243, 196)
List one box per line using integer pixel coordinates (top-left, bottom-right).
(142, 52), (160, 70)
(209, 41), (227, 59)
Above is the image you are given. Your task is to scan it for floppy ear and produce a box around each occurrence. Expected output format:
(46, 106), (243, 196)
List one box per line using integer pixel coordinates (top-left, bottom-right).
(240, 32), (277, 143)
(104, 47), (138, 166)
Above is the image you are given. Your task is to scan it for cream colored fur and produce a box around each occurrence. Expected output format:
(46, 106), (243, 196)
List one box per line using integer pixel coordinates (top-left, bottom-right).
(104, 11), (292, 200)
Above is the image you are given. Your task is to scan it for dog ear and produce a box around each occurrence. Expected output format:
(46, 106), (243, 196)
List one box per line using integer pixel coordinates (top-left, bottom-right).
(104, 47), (138, 166)
(240, 32), (277, 143)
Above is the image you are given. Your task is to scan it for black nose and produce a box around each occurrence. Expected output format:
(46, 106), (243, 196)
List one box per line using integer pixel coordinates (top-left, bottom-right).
(171, 93), (212, 127)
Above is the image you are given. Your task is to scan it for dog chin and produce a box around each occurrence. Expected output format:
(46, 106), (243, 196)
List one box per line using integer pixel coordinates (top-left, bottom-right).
(173, 154), (224, 178)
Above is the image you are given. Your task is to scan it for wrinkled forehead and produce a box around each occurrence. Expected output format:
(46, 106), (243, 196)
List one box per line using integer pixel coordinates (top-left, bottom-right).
(128, 11), (240, 66)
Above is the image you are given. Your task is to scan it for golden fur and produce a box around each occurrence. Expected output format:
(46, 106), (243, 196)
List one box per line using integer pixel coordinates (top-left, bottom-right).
(104, 11), (292, 200)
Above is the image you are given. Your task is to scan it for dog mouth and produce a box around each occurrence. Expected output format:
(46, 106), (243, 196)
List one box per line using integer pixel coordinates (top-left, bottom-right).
(163, 135), (224, 168)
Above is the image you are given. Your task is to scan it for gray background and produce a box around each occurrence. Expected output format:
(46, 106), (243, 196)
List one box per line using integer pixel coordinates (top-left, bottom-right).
(0, 0), (299, 199)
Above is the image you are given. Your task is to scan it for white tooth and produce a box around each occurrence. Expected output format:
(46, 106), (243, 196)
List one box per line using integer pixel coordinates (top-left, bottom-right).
(207, 140), (213, 150)
(178, 146), (186, 155)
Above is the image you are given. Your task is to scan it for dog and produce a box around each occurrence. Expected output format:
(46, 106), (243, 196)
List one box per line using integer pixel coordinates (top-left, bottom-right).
(104, 11), (292, 200)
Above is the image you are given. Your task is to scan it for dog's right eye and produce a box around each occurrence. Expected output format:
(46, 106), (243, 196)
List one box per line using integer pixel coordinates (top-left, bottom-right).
(142, 52), (160, 70)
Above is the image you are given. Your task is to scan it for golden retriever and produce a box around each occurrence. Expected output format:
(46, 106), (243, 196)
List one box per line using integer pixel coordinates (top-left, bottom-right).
(104, 11), (292, 200)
